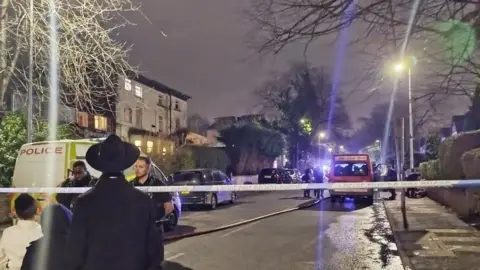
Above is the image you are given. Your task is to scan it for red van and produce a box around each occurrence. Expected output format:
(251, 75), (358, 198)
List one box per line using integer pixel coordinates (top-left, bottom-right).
(328, 154), (374, 204)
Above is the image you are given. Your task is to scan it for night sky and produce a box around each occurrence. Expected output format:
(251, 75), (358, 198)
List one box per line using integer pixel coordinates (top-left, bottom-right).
(117, 0), (468, 127)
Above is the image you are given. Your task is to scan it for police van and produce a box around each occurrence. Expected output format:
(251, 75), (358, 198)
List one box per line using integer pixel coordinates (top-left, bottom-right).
(10, 138), (181, 231)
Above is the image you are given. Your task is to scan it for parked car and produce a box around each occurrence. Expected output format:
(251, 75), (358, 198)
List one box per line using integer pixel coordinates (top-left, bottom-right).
(258, 168), (292, 184)
(169, 169), (236, 210)
(149, 165), (182, 232)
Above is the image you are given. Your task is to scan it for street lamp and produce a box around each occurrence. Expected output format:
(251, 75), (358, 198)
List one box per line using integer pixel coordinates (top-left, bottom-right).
(339, 145), (344, 150)
(328, 147), (333, 152)
(392, 59), (415, 170)
(319, 131), (326, 139)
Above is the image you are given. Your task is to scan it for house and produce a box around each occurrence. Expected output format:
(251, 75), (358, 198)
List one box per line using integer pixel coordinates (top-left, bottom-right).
(115, 72), (191, 155)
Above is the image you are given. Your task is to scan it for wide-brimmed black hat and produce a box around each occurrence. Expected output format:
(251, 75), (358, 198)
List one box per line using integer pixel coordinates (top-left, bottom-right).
(85, 134), (140, 173)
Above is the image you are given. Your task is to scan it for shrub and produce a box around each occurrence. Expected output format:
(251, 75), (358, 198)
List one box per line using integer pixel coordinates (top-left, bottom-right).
(419, 162), (428, 179)
(461, 148), (480, 179)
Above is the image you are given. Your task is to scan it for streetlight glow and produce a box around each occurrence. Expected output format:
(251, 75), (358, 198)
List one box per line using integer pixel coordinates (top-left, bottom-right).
(319, 132), (326, 139)
(339, 145), (344, 149)
(328, 148), (332, 152)
(300, 118), (306, 124)
(393, 63), (404, 73)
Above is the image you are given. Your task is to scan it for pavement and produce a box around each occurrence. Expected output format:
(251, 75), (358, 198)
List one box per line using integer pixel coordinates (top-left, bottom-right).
(384, 194), (480, 270)
(164, 196), (404, 270)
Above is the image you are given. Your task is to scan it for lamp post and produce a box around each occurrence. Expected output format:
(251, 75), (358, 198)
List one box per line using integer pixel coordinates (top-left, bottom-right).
(393, 59), (415, 170)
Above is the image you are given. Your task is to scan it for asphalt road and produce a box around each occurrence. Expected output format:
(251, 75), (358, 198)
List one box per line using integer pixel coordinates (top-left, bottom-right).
(167, 191), (319, 236)
(164, 197), (404, 270)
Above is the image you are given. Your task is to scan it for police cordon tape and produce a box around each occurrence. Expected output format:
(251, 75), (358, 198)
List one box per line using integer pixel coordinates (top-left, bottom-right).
(4, 180), (480, 193)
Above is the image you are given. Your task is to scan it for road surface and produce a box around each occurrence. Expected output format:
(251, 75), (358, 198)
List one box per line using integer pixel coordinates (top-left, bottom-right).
(164, 198), (404, 270)
(167, 191), (318, 236)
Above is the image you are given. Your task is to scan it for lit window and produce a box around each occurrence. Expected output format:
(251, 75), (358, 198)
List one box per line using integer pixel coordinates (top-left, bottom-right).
(124, 108), (132, 123)
(146, 141), (154, 153)
(125, 78), (132, 91)
(134, 85), (142, 98)
(76, 112), (88, 128)
(94, 115), (108, 131)
(134, 140), (142, 147)
(162, 147), (167, 156)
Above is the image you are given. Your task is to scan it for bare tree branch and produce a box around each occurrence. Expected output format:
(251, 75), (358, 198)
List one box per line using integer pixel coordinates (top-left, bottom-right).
(0, 0), (138, 114)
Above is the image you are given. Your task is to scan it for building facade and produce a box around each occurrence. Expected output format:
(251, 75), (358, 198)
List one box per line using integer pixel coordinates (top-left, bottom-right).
(115, 72), (191, 155)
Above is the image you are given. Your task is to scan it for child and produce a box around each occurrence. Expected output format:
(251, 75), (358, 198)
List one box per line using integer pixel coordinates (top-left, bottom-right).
(0, 194), (43, 269)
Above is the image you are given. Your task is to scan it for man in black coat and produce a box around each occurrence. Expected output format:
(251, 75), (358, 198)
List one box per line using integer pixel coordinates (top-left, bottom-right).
(64, 135), (163, 270)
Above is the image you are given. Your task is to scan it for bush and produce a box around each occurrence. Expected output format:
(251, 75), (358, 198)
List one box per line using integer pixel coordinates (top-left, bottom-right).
(461, 148), (480, 179)
(0, 113), (74, 187)
(419, 162), (428, 179)
(438, 129), (480, 179)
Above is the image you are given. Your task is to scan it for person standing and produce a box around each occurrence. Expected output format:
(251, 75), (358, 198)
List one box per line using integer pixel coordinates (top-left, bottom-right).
(63, 135), (163, 270)
(56, 161), (97, 210)
(0, 194), (43, 270)
(313, 168), (324, 199)
(132, 156), (174, 252)
(386, 164), (398, 200)
(21, 204), (73, 270)
(302, 169), (314, 198)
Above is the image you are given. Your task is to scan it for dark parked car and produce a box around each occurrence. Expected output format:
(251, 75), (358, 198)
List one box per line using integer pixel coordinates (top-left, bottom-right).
(170, 169), (236, 210)
(258, 168), (292, 184)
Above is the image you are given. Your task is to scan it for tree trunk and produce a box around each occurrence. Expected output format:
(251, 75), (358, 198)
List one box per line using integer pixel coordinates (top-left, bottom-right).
(0, 0), (8, 110)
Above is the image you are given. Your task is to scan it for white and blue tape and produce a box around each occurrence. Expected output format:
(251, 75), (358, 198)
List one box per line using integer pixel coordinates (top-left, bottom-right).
(4, 180), (480, 193)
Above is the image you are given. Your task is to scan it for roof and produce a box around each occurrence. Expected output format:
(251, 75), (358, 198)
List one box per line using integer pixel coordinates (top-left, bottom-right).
(125, 71), (191, 101)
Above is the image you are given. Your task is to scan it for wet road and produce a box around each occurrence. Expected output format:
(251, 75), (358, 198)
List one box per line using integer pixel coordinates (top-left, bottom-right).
(164, 198), (404, 270)
(167, 191), (318, 236)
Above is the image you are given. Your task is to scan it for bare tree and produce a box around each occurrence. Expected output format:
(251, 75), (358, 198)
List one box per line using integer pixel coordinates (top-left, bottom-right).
(0, 0), (137, 112)
(249, 0), (480, 113)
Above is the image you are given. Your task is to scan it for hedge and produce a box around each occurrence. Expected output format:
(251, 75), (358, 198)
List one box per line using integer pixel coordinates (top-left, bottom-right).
(439, 129), (480, 179)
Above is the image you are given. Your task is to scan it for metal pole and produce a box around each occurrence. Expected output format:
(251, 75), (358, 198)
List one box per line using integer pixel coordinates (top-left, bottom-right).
(27, 0), (34, 143)
(401, 117), (408, 230)
(401, 118), (405, 172)
(408, 68), (414, 169)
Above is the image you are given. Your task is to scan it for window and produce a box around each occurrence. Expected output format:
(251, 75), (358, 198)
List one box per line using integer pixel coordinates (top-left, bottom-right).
(333, 162), (369, 177)
(134, 85), (143, 98)
(175, 118), (181, 129)
(94, 115), (108, 131)
(124, 78), (132, 91)
(158, 115), (164, 132)
(76, 112), (88, 127)
(158, 95), (163, 106)
(146, 141), (154, 153)
(135, 107), (142, 128)
(123, 108), (132, 123)
(174, 100), (180, 111)
(134, 140), (142, 147)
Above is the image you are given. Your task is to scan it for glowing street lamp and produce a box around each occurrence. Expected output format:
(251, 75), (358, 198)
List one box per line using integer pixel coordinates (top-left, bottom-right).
(319, 131), (326, 139)
(391, 58), (415, 170)
(300, 118), (306, 124)
(328, 147), (333, 152)
(339, 145), (344, 150)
